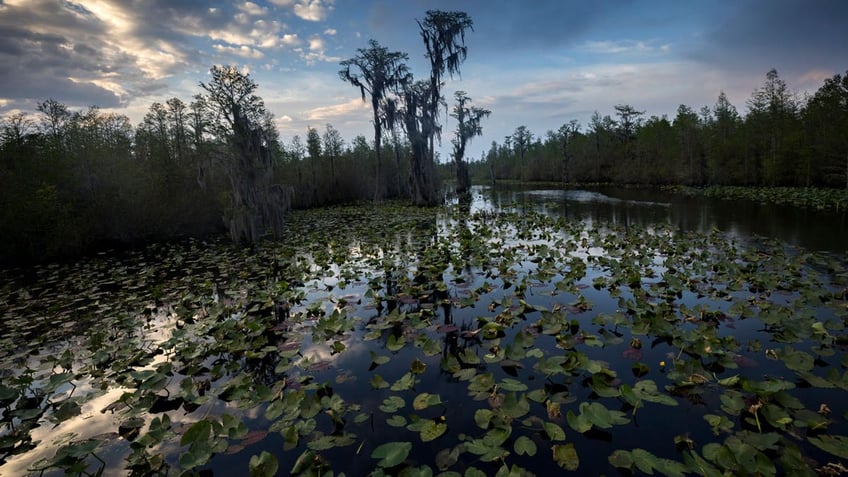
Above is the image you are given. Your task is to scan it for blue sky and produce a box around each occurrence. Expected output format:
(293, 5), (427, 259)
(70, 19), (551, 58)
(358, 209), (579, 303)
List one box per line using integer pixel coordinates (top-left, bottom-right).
(1, 0), (846, 160)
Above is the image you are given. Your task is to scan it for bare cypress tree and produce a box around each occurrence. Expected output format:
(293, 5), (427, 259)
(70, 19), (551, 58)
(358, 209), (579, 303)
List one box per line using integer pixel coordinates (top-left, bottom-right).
(409, 10), (474, 206)
(450, 90), (490, 195)
(339, 40), (410, 202)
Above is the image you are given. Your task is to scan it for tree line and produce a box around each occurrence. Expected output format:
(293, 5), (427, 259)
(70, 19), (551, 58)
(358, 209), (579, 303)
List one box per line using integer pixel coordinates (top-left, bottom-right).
(0, 10), (482, 266)
(2, 13), (847, 266)
(470, 69), (848, 189)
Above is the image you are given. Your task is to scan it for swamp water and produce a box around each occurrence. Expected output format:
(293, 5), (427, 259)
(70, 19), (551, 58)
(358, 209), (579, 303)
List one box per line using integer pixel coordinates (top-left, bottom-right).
(1, 185), (846, 476)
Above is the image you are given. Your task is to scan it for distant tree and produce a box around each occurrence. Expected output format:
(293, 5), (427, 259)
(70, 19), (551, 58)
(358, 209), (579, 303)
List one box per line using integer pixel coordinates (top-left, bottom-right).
(711, 91), (742, 184)
(0, 112), (35, 147)
(166, 97), (188, 163)
(450, 90), (490, 194)
(804, 71), (848, 188)
(36, 98), (70, 154)
(673, 104), (701, 184)
(512, 125), (533, 181)
(306, 126), (321, 204)
(746, 69), (799, 185)
(322, 123), (344, 196)
(339, 39), (410, 202)
(199, 65), (289, 244)
(557, 120), (580, 184)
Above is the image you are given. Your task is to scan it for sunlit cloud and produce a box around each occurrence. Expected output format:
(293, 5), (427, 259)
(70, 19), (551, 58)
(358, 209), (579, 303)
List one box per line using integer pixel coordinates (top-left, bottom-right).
(213, 44), (265, 59)
(293, 0), (334, 21)
(305, 98), (369, 122)
(238, 1), (268, 16)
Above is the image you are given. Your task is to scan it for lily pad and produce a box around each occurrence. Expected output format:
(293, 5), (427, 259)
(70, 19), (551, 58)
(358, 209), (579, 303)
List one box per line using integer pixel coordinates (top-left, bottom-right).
(371, 441), (412, 467)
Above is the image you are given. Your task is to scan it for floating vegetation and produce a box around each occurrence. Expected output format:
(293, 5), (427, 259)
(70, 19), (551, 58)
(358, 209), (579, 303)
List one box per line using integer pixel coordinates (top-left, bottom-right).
(671, 184), (848, 211)
(1, 196), (846, 476)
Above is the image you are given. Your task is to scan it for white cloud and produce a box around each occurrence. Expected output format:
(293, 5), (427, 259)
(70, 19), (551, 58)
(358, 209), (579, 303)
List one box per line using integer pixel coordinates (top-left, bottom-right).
(238, 1), (268, 16)
(305, 98), (369, 121)
(581, 39), (670, 56)
(281, 33), (300, 46)
(213, 44), (265, 59)
(324, 28), (337, 35)
(308, 36), (324, 51)
(293, 0), (333, 22)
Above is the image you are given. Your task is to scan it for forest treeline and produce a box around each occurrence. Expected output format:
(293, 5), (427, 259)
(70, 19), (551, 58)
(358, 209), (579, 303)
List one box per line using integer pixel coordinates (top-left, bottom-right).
(1, 20), (847, 266)
(469, 69), (848, 189)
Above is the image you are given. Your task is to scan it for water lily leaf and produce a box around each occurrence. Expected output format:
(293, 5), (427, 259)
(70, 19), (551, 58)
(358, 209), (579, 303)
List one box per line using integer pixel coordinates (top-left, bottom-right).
(483, 425), (512, 447)
(633, 379), (678, 406)
(413, 392), (442, 410)
(552, 443), (579, 470)
(514, 436), (537, 456)
(380, 396), (405, 413)
(543, 422), (566, 441)
(52, 400), (82, 423)
(435, 445), (462, 471)
(181, 419), (211, 446)
(464, 467), (487, 477)
(453, 368), (477, 381)
(387, 415), (407, 427)
(371, 441), (412, 467)
(391, 372), (416, 391)
(460, 348), (480, 365)
(579, 401), (629, 429)
(371, 374), (389, 389)
(420, 420), (447, 442)
(608, 449), (633, 470)
(387, 334), (405, 352)
(474, 409), (494, 429)
(566, 410), (592, 433)
(808, 434), (848, 459)
(249, 451), (278, 477)
(781, 347), (814, 372)
(498, 378), (527, 392)
(501, 392), (530, 419)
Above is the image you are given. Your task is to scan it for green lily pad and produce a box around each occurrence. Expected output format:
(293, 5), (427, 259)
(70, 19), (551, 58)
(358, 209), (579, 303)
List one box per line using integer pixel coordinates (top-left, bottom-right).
(249, 451), (278, 477)
(514, 436), (537, 456)
(420, 419), (447, 442)
(808, 434), (848, 459)
(371, 441), (412, 467)
(413, 392), (442, 410)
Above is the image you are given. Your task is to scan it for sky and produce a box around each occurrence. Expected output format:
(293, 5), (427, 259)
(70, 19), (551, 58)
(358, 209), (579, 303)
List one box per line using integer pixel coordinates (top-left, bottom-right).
(1, 0), (847, 161)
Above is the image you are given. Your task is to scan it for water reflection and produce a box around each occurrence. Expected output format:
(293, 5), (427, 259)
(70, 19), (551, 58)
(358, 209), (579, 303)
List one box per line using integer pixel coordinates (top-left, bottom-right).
(469, 185), (847, 253)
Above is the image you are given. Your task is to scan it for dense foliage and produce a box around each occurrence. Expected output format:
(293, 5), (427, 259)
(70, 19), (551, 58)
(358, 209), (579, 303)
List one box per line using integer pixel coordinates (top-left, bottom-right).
(469, 70), (848, 190)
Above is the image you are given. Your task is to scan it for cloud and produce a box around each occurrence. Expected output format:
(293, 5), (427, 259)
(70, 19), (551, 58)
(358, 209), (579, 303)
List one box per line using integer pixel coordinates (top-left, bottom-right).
(580, 40), (671, 56)
(304, 98), (369, 122)
(213, 44), (265, 59)
(238, 1), (268, 16)
(281, 33), (300, 46)
(293, 0), (334, 21)
(324, 28), (337, 35)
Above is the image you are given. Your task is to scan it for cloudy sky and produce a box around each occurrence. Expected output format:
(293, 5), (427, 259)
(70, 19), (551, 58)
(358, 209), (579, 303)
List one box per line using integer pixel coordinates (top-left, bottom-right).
(1, 0), (846, 159)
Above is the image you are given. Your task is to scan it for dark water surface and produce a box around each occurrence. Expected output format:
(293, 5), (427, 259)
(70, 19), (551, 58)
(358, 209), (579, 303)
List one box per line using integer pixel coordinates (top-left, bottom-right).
(1, 185), (846, 476)
(477, 184), (848, 254)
